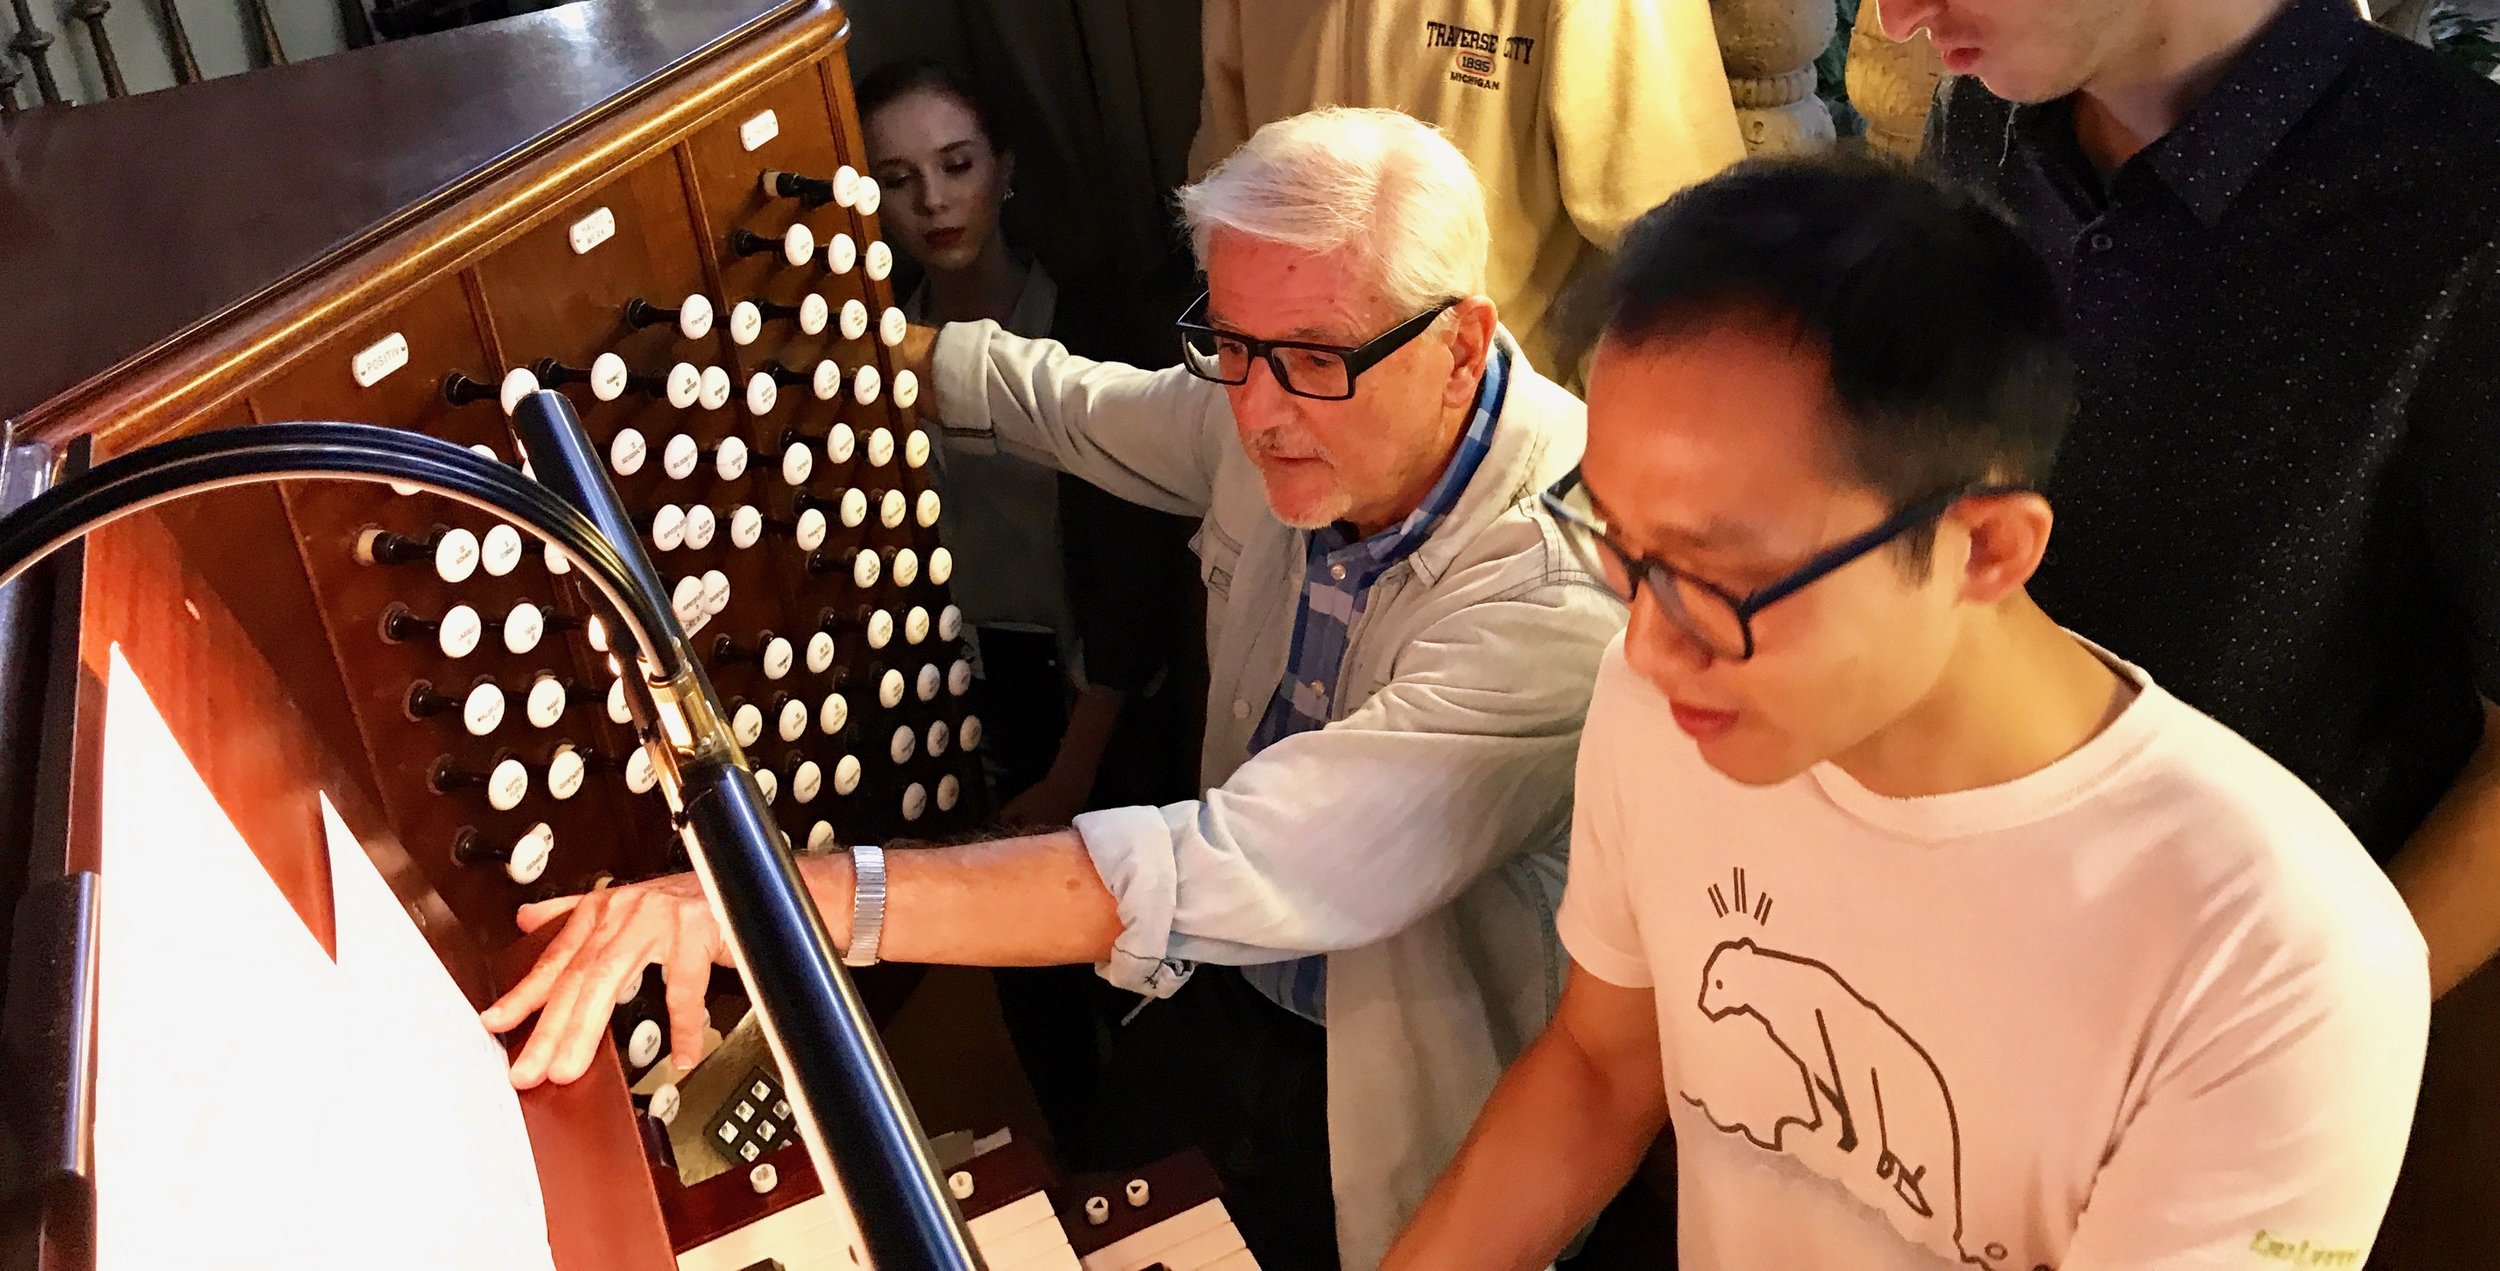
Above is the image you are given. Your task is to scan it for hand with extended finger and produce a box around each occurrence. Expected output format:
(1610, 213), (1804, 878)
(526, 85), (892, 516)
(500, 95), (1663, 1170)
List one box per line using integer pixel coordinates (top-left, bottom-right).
(480, 871), (731, 1089)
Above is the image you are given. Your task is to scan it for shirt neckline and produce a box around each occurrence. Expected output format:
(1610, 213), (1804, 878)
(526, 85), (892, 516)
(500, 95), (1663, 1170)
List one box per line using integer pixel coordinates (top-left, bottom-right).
(1312, 342), (1510, 566)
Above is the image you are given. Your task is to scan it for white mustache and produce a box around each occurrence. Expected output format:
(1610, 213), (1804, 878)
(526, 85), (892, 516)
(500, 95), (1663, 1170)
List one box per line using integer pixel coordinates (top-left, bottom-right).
(1248, 430), (1328, 463)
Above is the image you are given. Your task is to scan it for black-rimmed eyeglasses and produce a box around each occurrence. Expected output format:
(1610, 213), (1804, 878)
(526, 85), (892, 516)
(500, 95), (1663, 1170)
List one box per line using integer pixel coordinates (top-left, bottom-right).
(1176, 292), (1456, 401)
(1540, 465), (2029, 661)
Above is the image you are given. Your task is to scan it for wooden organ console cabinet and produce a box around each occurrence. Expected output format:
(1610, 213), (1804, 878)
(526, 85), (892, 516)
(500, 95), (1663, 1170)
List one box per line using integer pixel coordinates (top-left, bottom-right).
(0, 2), (1254, 1268)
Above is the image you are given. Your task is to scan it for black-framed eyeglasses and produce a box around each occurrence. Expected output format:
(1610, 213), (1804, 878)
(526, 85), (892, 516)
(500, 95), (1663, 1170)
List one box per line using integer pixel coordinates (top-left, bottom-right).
(1540, 465), (2029, 662)
(1176, 291), (1457, 401)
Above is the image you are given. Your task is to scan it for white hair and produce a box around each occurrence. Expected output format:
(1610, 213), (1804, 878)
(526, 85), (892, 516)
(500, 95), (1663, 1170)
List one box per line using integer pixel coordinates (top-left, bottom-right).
(1177, 107), (1490, 317)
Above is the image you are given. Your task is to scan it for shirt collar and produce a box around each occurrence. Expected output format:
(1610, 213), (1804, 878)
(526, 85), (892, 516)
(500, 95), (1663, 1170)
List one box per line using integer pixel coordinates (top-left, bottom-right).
(1317, 341), (1511, 560)
(2008, 0), (2367, 226)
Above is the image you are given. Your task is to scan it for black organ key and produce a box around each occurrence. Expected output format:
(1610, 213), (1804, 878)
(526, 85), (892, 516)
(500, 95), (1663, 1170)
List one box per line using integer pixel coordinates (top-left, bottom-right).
(404, 678), (507, 736)
(356, 523), (481, 583)
(431, 751), (531, 812)
(441, 367), (540, 413)
(380, 602), (485, 659)
(623, 294), (716, 341)
(807, 546), (881, 589)
(453, 821), (556, 885)
(727, 224), (814, 268)
(530, 353), (633, 403)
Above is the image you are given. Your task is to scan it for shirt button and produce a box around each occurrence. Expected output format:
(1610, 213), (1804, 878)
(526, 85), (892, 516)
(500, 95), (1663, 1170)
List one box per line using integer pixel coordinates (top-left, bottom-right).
(1308, 680), (1326, 695)
(2088, 231), (2115, 253)
(1329, 563), (1347, 582)
(1232, 699), (1250, 720)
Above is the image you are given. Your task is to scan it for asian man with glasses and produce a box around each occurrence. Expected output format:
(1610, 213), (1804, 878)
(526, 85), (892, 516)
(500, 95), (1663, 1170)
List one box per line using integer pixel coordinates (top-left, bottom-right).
(483, 106), (1625, 1268)
(1389, 155), (2428, 1270)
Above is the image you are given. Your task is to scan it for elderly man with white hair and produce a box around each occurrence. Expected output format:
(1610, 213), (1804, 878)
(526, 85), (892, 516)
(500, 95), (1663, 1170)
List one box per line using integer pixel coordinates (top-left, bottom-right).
(483, 106), (1624, 1267)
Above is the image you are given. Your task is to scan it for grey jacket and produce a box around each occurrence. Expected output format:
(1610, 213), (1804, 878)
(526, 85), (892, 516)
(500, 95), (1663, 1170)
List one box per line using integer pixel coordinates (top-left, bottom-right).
(931, 320), (1625, 1266)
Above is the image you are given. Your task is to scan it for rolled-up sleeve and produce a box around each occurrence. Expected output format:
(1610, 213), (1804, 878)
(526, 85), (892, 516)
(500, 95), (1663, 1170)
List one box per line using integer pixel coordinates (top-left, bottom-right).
(1075, 565), (1623, 996)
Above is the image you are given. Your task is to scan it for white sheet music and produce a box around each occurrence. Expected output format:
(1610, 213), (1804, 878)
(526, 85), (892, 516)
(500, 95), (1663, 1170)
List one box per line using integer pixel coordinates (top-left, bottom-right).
(94, 644), (557, 1270)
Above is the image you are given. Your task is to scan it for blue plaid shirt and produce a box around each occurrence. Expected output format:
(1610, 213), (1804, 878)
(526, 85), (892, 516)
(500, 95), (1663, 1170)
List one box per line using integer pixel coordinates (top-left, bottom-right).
(1239, 344), (1511, 1025)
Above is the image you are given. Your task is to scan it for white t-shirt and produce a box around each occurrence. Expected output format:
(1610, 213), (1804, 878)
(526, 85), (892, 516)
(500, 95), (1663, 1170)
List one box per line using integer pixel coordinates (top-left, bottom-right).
(1559, 639), (2428, 1271)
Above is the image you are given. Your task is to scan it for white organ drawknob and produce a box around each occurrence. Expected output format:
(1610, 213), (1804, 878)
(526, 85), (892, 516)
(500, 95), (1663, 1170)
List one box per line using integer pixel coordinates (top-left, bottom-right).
(781, 443), (815, 487)
(684, 504), (718, 551)
(879, 307), (907, 348)
(777, 222), (816, 266)
(731, 504), (765, 549)
(607, 678), (632, 725)
(865, 239), (893, 281)
(853, 364), (883, 406)
(506, 822), (555, 885)
(854, 179), (882, 218)
(904, 606), (931, 645)
(500, 601), (546, 655)
(663, 433), (701, 481)
(526, 675), (568, 729)
(699, 365), (735, 412)
(840, 298), (870, 342)
(498, 367), (542, 416)
(834, 754), (864, 795)
(915, 663), (942, 702)
(777, 697), (810, 742)
(806, 821), (836, 853)
(732, 703), (765, 748)
(473, 528), (525, 582)
(826, 422), (858, 464)
(939, 604), (963, 641)
(625, 745), (659, 794)
(436, 605), (484, 659)
(649, 1082), (682, 1126)
(936, 773), (960, 812)
(823, 232), (858, 275)
(812, 358), (844, 401)
(852, 549), (882, 589)
(799, 292), (831, 335)
(865, 608), (895, 649)
(587, 615), (610, 653)
(750, 1164), (779, 1196)
(879, 489), (908, 529)
(700, 570), (733, 616)
(900, 782), (927, 822)
(548, 745), (587, 801)
(959, 714), (983, 752)
(792, 761), (823, 803)
(666, 362), (704, 409)
(588, 352), (631, 402)
(866, 427), (895, 467)
(839, 487), (869, 528)
(1124, 1178), (1151, 1209)
(610, 428), (649, 476)
(715, 437), (751, 481)
(470, 442), (503, 464)
(878, 668), (907, 709)
(892, 369), (919, 410)
(627, 1019), (665, 1069)
(665, 294), (716, 341)
(753, 768), (779, 804)
(927, 719), (951, 756)
(893, 548), (920, 587)
(652, 504), (688, 552)
(904, 429), (933, 469)
(486, 757), (530, 813)
(744, 370), (778, 416)
(545, 542), (572, 575)
(461, 682), (506, 737)
(762, 636), (795, 680)
(794, 508), (829, 552)
(947, 658), (973, 697)
(429, 528), (481, 584)
(914, 490), (941, 527)
(671, 576), (705, 624)
(929, 547), (954, 586)
(818, 692), (849, 735)
(947, 1171), (975, 1201)
(806, 631), (836, 675)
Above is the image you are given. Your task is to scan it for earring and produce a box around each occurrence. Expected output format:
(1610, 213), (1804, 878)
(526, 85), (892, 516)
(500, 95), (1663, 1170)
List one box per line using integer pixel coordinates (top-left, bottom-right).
(1005, 187), (1016, 200)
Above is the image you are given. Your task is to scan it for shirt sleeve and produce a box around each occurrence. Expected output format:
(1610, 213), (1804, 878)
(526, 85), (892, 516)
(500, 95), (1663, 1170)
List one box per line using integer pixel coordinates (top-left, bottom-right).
(1546, 0), (1745, 253)
(2057, 884), (2429, 1268)
(932, 319), (1228, 521)
(2402, 238), (2500, 702)
(1072, 564), (1624, 996)
(1556, 641), (1653, 989)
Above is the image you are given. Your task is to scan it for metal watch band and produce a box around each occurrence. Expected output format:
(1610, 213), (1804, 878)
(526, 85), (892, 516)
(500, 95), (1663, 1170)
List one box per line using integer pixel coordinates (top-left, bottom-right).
(843, 841), (887, 967)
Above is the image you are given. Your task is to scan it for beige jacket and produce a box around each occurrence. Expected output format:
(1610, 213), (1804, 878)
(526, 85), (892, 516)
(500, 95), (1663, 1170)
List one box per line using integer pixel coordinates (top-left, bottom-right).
(1190, 0), (1745, 379)
(932, 320), (1625, 1266)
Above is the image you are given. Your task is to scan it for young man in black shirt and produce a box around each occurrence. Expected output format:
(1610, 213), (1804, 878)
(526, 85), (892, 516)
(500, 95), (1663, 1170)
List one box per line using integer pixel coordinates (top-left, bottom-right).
(1899, 0), (2500, 999)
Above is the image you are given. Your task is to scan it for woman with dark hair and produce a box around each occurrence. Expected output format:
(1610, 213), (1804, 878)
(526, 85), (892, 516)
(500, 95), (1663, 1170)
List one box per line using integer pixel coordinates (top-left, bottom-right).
(858, 57), (1205, 1151)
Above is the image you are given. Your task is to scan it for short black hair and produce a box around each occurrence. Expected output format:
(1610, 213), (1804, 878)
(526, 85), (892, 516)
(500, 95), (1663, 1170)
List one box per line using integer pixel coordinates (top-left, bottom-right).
(1598, 153), (2073, 523)
(854, 58), (1008, 157)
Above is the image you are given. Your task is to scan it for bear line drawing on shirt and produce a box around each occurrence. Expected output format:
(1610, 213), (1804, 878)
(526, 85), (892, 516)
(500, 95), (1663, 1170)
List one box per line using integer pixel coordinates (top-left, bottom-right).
(1684, 932), (2007, 1269)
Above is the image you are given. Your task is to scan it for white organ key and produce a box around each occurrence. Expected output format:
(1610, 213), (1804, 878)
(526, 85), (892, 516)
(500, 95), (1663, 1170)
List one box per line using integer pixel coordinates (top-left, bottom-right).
(904, 428), (933, 469)
(626, 1019), (664, 1069)
(939, 604), (963, 641)
(699, 365), (735, 412)
(611, 428), (649, 476)
(892, 369), (919, 410)
(625, 746), (659, 794)
(806, 631), (837, 675)
(700, 570), (733, 616)
(818, 692), (849, 735)
(486, 757), (530, 813)
(853, 364), (883, 406)
(865, 608), (895, 649)
(781, 223), (816, 266)
(548, 745), (587, 801)
(879, 489), (908, 529)
(915, 490), (941, 527)
(684, 504), (718, 551)
(664, 433), (701, 481)
(825, 422), (858, 464)
(833, 754), (863, 796)
(840, 298), (870, 342)
(671, 576), (705, 624)
(879, 306), (907, 348)
(865, 239), (893, 282)
(927, 719), (951, 756)
(498, 367), (542, 416)
(731, 504), (765, 549)
(729, 301), (765, 348)
(732, 703), (765, 748)
(716, 436), (751, 481)
(878, 667), (907, 709)
(900, 782), (926, 822)
(798, 292), (831, 335)
(935, 773), (960, 812)
(586, 615), (609, 653)
(671, 295), (716, 341)
(839, 487), (869, 528)
(505, 822), (555, 884)
(652, 504), (688, 552)
(500, 601), (546, 655)
(959, 714), (983, 751)
(904, 606), (931, 645)
(812, 358), (844, 401)
(832, 165), (861, 207)
(545, 542), (572, 575)
(851, 549), (882, 589)
(526, 675), (568, 729)
(794, 508), (829, 552)
(666, 361), (704, 409)
(777, 697), (809, 742)
(745, 371), (778, 416)
(854, 180), (882, 217)
(781, 442), (814, 486)
(915, 662), (941, 702)
(480, 524), (524, 577)
(865, 426), (894, 467)
(762, 636), (795, 680)
(892, 547), (920, 587)
(929, 547), (954, 586)
(753, 767), (779, 804)
(589, 351), (631, 402)
(461, 682), (506, 737)
(792, 761), (823, 804)
(607, 679), (632, 725)
(436, 605), (483, 659)
(430, 528), (481, 584)
(948, 658), (974, 697)
(889, 724), (916, 764)
(805, 821), (836, 853)
(823, 232), (858, 275)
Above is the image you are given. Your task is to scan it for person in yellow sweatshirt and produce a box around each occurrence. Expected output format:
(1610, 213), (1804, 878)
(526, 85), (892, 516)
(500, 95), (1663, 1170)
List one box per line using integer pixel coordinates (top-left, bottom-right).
(1191, 0), (1747, 383)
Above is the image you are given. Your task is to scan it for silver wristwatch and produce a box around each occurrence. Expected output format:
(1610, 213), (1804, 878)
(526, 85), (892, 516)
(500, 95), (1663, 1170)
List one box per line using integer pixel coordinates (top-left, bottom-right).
(844, 842), (887, 967)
